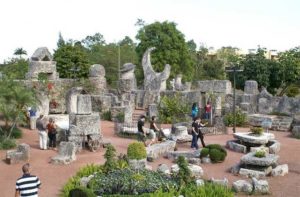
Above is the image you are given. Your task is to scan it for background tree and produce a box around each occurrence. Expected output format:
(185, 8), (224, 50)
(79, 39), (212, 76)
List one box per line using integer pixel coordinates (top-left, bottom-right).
(0, 58), (28, 79)
(14, 48), (27, 59)
(53, 40), (90, 79)
(136, 21), (194, 82)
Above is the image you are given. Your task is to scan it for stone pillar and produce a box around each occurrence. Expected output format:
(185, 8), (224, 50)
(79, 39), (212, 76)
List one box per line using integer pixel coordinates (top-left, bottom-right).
(215, 96), (222, 116)
(244, 80), (258, 95)
(175, 74), (182, 90)
(148, 104), (158, 118)
(77, 95), (92, 115)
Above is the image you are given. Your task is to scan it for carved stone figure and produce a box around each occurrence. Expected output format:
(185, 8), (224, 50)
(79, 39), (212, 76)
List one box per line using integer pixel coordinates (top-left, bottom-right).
(142, 47), (171, 91)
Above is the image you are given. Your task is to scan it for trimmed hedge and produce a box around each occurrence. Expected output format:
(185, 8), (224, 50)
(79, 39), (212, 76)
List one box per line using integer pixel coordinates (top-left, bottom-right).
(204, 144), (227, 163)
(200, 148), (209, 158)
(127, 142), (147, 160)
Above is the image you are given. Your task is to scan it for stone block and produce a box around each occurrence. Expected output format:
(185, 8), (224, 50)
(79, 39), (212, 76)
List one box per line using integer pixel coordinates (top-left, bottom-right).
(231, 163), (241, 175)
(196, 179), (205, 186)
(241, 152), (279, 167)
(233, 132), (275, 145)
(71, 113), (100, 135)
(51, 142), (76, 165)
(292, 126), (300, 137)
(232, 180), (253, 194)
(252, 178), (269, 195)
(77, 95), (92, 114)
(244, 80), (258, 94)
(171, 164), (204, 178)
(201, 157), (212, 164)
(6, 143), (30, 164)
(239, 168), (267, 179)
(226, 140), (247, 153)
(166, 150), (201, 160)
(211, 177), (229, 187)
(188, 158), (202, 165)
(91, 95), (111, 112)
(128, 158), (147, 170)
(146, 140), (176, 160)
(271, 164), (288, 177)
(250, 146), (269, 154)
(148, 104), (158, 118)
(157, 164), (170, 174)
(197, 80), (232, 94)
(268, 140), (280, 154)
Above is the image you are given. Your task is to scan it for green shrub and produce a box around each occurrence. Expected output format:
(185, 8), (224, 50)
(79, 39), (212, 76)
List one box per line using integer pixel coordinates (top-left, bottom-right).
(158, 94), (190, 124)
(175, 156), (193, 185)
(223, 110), (247, 127)
(180, 182), (234, 197)
(69, 186), (97, 197)
(60, 164), (102, 197)
(104, 144), (117, 172)
(0, 137), (17, 150)
(200, 148), (209, 158)
(205, 144), (227, 163)
(127, 142), (147, 160)
(88, 169), (177, 196)
(116, 112), (125, 123)
(11, 127), (22, 139)
(102, 111), (112, 121)
(250, 127), (264, 135)
(286, 85), (300, 97)
(254, 150), (266, 158)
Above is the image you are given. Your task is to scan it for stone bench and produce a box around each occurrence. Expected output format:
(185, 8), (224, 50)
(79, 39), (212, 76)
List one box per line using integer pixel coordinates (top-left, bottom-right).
(146, 140), (176, 161)
(6, 143), (30, 164)
(51, 142), (76, 165)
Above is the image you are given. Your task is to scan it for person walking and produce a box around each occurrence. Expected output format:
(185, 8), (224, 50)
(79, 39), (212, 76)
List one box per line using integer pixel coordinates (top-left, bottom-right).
(197, 119), (207, 148)
(36, 115), (47, 150)
(191, 116), (206, 149)
(15, 163), (41, 197)
(46, 118), (57, 150)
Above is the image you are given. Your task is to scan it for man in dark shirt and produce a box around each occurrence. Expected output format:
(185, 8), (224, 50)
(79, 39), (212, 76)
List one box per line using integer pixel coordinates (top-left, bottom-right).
(137, 115), (147, 145)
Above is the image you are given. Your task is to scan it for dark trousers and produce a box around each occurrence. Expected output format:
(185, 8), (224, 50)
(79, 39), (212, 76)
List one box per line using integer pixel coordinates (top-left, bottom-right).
(191, 133), (199, 149)
(48, 133), (56, 148)
(198, 133), (206, 147)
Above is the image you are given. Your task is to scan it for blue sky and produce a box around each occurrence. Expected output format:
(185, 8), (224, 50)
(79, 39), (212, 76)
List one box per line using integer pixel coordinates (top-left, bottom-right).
(0, 0), (299, 63)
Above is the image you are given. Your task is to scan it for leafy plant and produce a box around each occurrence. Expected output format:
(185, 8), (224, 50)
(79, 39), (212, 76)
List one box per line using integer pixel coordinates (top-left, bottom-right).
(68, 186), (97, 197)
(205, 144), (227, 163)
(115, 112), (125, 123)
(200, 148), (209, 158)
(250, 127), (264, 135)
(180, 182), (234, 197)
(102, 111), (112, 121)
(11, 127), (22, 139)
(158, 94), (189, 124)
(286, 85), (300, 97)
(175, 156), (193, 185)
(254, 150), (266, 158)
(223, 110), (247, 127)
(104, 144), (117, 172)
(0, 137), (16, 150)
(88, 169), (177, 196)
(127, 142), (147, 160)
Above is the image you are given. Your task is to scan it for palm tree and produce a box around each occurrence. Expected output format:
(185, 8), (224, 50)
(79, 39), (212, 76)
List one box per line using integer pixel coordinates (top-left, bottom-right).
(14, 48), (27, 59)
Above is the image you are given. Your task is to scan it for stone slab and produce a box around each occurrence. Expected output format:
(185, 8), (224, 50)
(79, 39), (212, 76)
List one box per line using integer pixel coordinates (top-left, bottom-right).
(241, 152), (279, 167)
(226, 140), (247, 153)
(146, 140), (176, 161)
(234, 132), (275, 145)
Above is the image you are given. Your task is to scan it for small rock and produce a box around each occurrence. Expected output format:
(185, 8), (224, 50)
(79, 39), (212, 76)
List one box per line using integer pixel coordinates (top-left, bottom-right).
(232, 180), (253, 194)
(211, 177), (228, 187)
(230, 163), (241, 175)
(157, 164), (170, 174)
(252, 178), (269, 195)
(188, 158), (202, 165)
(271, 164), (288, 176)
(196, 179), (205, 186)
(201, 156), (211, 164)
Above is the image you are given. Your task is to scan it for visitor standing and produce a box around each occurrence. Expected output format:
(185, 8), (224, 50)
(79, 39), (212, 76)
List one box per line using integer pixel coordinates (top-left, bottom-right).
(204, 101), (212, 120)
(191, 116), (200, 149)
(28, 107), (37, 130)
(46, 118), (57, 150)
(137, 115), (147, 146)
(36, 115), (47, 150)
(197, 119), (206, 148)
(15, 163), (41, 197)
(191, 103), (199, 119)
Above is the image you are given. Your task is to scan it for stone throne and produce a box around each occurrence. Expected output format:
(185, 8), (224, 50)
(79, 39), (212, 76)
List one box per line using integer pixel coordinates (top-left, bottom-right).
(26, 47), (59, 80)
(142, 47), (171, 91)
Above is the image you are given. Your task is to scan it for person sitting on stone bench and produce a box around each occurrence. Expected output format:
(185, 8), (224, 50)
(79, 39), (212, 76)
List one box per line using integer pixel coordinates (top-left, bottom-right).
(149, 116), (165, 141)
(137, 115), (156, 147)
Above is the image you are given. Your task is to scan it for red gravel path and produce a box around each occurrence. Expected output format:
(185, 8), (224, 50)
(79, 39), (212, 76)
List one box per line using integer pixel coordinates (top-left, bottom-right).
(0, 121), (300, 197)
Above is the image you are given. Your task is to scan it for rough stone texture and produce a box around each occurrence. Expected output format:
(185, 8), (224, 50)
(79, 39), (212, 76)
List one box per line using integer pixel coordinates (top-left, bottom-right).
(232, 180), (253, 194)
(66, 87), (86, 114)
(166, 150), (201, 161)
(250, 146), (269, 154)
(36, 93), (49, 117)
(244, 80), (259, 95)
(248, 114), (293, 131)
(252, 178), (269, 195)
(157, 164), (170, 174)
(171, 164), (204, 178)
(197, 80), (232, 94)
(148, 104), (158, 119)
(201, 157), (212, 164)
(26, 47), (58, 80)
(6, 144), (30, 164)
(51, 142), (76, 165)
(188, 158), (202, 165)
(174, 74), (191, 91)
(89, 64), (105, 77)
(231, 163), (241, 175)
(268, 140), (281, 154)
(226, 140), (247, 153)
(196, 179), (205, 186)
(239, 167), (270, 178)
(142, 47), (171, 91)
(292, 126), (300, 137)
(271, 164), (289, 177)
(211, 177), (229, 187)
(170, 125), (192, 142)
(80, 175), (94, 187)
(77, 95), (92, 115)
(240, 152), (279, 167)
(91, 95), (111, 112)
(128, 159), (147, 170)
(146, 140), (176, 161)
(233, 132), (275, 145)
